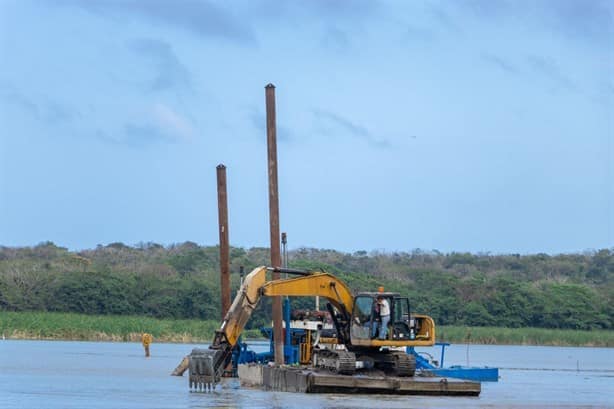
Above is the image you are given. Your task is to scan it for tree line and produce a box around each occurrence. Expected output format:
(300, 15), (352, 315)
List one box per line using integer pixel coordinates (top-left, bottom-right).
(0, 242), (611, 330)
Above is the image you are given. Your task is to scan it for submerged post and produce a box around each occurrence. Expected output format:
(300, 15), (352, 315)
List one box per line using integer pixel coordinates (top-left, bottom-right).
(265, 83), (284, 365)
(141, 333), (152, 357)
(217, 164), (231, 319)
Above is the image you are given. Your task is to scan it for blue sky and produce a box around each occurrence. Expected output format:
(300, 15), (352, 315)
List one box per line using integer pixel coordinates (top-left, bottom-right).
(0, 0), (612, 254)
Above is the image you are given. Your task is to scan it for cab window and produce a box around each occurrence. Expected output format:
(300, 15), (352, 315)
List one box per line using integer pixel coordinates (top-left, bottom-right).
(393, 298), (410, 322)
(351, 296), (374, 339)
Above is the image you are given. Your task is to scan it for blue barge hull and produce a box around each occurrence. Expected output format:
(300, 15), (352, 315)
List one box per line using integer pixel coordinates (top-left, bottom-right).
(424, 366), (499, 382)
(409, 343), (499, 382)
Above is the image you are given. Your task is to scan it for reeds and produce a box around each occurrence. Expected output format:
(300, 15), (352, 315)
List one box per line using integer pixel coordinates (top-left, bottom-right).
(437, 325), (614, 347)
(1, 311), (611, 346)
(0, 311), (261, 343)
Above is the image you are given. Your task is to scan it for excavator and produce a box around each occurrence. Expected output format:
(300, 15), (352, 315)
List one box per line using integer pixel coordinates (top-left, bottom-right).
(188, 266), (436, 390)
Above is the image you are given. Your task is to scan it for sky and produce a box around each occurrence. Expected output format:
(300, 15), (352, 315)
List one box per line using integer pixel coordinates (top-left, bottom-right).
(0, 0), (612, 254)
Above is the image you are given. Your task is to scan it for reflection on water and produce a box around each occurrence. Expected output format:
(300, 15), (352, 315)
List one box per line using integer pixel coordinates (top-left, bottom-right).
(0, 340), (612, 409)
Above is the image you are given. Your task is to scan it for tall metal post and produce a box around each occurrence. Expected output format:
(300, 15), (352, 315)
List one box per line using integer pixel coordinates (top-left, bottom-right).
(216, 164), (231, 320)
(265, 83), (284, 365)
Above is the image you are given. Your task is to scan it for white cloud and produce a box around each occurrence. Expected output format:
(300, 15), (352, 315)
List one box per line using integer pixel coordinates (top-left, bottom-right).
(151, 103), (195, 142)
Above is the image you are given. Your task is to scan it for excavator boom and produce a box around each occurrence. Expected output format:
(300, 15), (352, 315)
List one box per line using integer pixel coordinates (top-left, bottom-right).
(260, 272), (354, 317)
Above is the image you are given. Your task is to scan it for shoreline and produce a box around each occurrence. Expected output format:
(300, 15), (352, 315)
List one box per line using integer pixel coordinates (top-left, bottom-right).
(1, 311), (612, 347)
(1, 333), (612, 348)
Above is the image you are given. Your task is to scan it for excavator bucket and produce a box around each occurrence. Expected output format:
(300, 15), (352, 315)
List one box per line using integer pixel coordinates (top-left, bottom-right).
(188, 348), (222, 392)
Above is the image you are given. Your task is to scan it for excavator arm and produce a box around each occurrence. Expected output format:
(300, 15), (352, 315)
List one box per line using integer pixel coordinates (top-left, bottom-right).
(188, 266), (356, 390)
(189, 265), (267, 390)
(260, 272), (354, 317)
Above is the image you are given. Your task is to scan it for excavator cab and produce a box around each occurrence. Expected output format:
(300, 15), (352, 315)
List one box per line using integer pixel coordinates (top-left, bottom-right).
(349, 293), (435, 347)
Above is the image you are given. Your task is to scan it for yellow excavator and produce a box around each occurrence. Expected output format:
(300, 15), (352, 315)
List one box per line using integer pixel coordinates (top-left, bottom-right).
(189, 266), (436, 390)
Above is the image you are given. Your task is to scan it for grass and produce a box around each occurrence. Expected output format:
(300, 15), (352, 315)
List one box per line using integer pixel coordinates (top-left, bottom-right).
(1, 311), (612, 347)
(0, 311), (262, 343)
(437, 325), (614, 347)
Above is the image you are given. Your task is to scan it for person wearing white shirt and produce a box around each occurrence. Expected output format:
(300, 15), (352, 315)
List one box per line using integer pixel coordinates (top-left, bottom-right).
(376, 296), (391, 340)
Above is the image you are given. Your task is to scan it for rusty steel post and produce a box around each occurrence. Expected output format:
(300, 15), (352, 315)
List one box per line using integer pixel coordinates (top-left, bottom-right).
(265, 83), (284, 365)
(216, 164), (231, 320)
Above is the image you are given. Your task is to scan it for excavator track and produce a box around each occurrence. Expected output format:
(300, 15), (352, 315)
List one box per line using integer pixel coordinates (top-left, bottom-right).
(313, 349), (356, 375)
(369, 350), (416, 377)
(390, 351), (416, 377)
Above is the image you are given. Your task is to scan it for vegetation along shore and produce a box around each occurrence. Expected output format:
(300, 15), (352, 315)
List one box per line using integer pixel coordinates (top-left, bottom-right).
(1, 242), (611, 347)
(1, 311), (612, 347)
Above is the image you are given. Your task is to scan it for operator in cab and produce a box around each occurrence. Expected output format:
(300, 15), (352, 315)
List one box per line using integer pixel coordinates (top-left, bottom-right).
(376, 295), (391, 340)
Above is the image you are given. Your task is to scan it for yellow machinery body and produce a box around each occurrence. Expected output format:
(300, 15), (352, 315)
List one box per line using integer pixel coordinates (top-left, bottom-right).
(188, 266), (436, 390)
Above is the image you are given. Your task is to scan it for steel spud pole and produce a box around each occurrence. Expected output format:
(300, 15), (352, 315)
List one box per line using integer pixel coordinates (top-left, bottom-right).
(265, 83), (284, 365)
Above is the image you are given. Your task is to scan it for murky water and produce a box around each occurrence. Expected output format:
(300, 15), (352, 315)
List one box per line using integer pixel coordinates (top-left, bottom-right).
(1, 340), (612, 408)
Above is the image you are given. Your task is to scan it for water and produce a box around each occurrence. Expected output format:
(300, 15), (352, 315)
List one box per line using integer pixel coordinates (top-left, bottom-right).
(1, 340), (612, 408)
